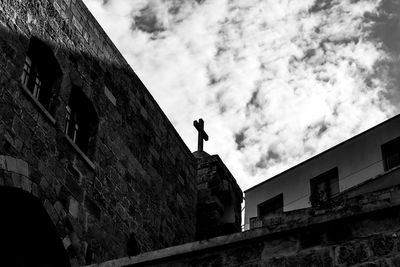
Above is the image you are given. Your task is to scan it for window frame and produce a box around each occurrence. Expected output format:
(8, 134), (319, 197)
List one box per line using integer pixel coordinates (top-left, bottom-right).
(19, 37), (63, 124)
(381, 136), (400, 171)
(257, 193), (284, 218)
(309, 167), (339, 207)
(20, 37), (63, 114)
(21, 56), (32, 88)
(63, 86), (98, 169)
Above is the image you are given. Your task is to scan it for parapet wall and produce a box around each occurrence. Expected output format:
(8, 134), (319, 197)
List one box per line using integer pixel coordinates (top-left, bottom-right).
(88, 175), (400, 267)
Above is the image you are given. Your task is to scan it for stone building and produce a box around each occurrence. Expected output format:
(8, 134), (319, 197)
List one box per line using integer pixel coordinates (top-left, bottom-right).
(0, 0), (242, 266)
(87, 119), (400, 267)
(6, 0), (400, 267)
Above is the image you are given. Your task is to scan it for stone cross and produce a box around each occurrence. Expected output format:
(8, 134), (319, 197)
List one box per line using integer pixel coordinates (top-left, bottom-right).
(193, 118), (208, 152)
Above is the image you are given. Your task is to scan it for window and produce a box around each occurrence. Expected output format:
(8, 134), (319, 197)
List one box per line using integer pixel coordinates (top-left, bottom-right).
(382, 136), (400, 171)
(309, 167), (339, 207)
(64, 86), (98, 157)
(257, 193), (283, 218)
(20, 37), (62, 111)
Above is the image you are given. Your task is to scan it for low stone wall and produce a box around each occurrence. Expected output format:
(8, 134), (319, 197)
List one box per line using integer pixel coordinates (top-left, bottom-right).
(87, 182), (400, 267)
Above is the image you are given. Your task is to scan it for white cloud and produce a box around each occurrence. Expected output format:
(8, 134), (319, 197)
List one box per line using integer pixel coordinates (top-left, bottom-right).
(83, 0), (398, 190)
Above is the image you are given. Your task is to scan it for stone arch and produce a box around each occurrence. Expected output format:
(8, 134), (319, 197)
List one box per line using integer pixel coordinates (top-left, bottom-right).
(0, 155), (70, 266)
(0, 186), (70, 266)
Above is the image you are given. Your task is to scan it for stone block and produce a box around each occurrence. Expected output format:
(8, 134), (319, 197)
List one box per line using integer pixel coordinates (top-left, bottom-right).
(3, 171), (13, 187)
(149, 147), (160, 161)
(198, 183), (208, 190)
(391, 254), (400, 266)
(336, 242), (370, 265)
(62, 236), (72, 250)
(286, 249), (333, 267)
(369, 235), (395, 257)
(54, 201), (66, 219)
(0, 155), (6, 169)
(5, 155), (17, 173)
(13, 138), (23, 152)
(16, 158), (29, 177)
(116, 203), (129, 222)
(69, 197), (80, 218)
(43, 199), (58, 225)
(262, 237), (299, 259)
(21, 175), (32, 192)
(20, 109), (36, 129)
(104, 86), (116, 106)
(115, 160), (126, 177)
(65, 175), (83, 202)
(11, 173), (22, 188)
(178, 174), (185, 185)
(177, 194), (184, 207)
(31, 182), (39, 197)
(85, 196), (101, 220)
(12, 116), (31, 145)
(262, 257), (286, 267)
(390, 190), (400, 203)
(378, 192), (391, 201)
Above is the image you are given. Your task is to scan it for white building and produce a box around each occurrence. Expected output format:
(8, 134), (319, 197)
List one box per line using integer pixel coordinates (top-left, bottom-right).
(245, 114), (400, 228)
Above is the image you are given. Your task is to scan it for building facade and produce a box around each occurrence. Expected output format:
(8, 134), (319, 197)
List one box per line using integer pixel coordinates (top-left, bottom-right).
(245, 114), (400, 228)
(0, 0), (199, 265)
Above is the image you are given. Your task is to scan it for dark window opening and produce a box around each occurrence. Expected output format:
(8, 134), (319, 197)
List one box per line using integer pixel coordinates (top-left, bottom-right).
(382, 136), (400, 171)
(127, 233), (141, 256)
(257, 193), (283, 218)
(21, 37), (63, 112)
(65, 86), (98, 157)
(310, 167), (339, 207)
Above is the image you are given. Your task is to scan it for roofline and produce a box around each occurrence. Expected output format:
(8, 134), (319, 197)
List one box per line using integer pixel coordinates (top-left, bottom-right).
(244, 113), (400, 193)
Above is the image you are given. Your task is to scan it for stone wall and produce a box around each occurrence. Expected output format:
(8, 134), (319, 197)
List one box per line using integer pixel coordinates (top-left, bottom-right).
(194, 152), (242, 240)
(87, 177), (400, 267)
(0, 0), (197, 265)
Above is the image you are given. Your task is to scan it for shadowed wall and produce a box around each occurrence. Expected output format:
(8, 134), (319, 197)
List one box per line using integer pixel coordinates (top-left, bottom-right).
(0, 0), (197, 265)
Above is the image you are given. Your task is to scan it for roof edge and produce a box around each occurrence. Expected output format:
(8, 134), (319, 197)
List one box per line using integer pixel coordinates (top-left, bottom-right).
(245, 113), (400, 193)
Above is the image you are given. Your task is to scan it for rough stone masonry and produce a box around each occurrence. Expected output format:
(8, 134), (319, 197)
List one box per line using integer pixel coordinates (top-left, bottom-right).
(0, 0), (199, 265)
(87, 167), (400, 267)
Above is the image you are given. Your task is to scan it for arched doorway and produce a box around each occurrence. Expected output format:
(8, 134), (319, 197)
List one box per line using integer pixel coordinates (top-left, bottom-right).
(0, 186), (70, 267)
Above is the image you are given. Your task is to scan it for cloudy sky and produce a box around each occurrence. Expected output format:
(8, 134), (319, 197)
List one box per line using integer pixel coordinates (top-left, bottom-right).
(82, 0), (400, 191)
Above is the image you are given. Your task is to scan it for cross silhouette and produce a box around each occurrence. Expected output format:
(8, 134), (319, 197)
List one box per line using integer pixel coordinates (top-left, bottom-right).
(193, 118), (208, 152)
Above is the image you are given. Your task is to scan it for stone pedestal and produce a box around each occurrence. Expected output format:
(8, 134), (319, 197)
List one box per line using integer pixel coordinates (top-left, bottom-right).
(194, 151), (243, 240)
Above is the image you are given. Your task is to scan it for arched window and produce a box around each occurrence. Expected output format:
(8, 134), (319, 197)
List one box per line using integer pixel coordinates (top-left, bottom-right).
(64, 86), (98, 157)
(20, 37), (62, 111)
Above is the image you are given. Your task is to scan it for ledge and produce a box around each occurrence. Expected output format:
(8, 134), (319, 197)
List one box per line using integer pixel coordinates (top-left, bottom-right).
(335, 165), (400, 199)
(20, 84), (56, 125)
(85, 181), (400, 267)
(64, 135), (95, 170)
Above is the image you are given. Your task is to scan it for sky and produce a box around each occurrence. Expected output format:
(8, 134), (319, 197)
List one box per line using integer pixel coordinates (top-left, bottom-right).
(82, 0), (400, 191)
